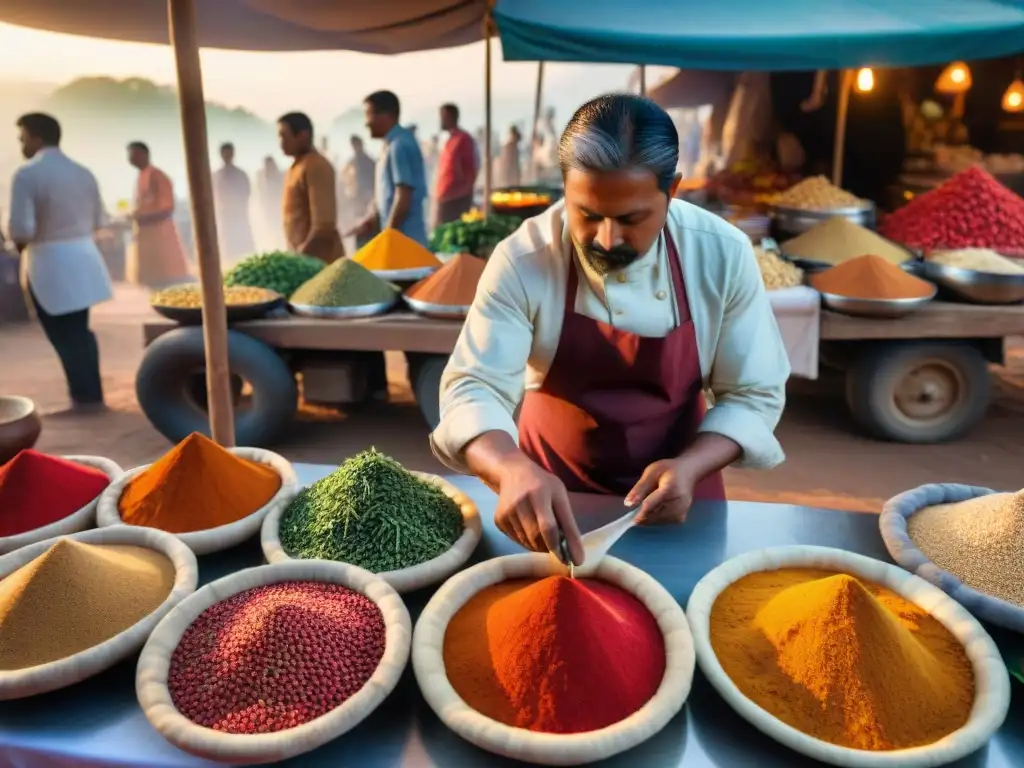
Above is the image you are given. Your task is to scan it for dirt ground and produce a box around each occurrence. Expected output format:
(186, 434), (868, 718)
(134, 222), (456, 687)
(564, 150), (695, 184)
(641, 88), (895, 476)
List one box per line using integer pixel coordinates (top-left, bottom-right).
(5, 284), (1024, 514)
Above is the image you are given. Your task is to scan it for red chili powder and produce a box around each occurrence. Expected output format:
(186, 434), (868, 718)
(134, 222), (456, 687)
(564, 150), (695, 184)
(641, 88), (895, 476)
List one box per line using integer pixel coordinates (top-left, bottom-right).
(443, 576), (666, 734)
(168, 582), (386, 734)
(0, 450), (110, 536)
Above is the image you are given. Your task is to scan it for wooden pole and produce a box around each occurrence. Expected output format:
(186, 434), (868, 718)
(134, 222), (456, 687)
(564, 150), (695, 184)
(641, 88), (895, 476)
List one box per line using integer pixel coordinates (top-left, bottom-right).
(832, 69), (854, 188)
(168, 0), (236, 447)
(639, 65), (647, 95)
(483, 17), (494, 220)
(527, 61), (545, 183)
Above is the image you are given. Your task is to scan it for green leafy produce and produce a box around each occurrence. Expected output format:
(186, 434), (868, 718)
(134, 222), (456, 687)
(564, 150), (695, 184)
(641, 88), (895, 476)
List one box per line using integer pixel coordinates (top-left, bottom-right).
(430, 214), (520, 258)
(278, 449), (464, 572)
(289, 259), (397, 307)
(224, 251), (326, 297)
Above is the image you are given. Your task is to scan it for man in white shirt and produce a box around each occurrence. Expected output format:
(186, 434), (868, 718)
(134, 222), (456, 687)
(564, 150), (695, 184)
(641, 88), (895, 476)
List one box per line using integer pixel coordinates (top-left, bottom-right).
(430, 94), (789, 565)
(8, 113), (112, 411)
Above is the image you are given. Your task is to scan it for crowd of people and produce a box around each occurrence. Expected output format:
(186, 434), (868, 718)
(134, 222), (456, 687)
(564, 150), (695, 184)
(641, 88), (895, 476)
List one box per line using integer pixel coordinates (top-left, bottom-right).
(1, 89), (564, 414)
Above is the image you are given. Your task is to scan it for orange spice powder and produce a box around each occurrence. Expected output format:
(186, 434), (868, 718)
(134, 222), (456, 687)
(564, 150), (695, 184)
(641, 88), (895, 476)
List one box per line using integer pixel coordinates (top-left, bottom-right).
(810, 254), (934, 299)
(118, 432), (281, 533)
(405, 253), (486, 306)
(353, 229), (442, 271)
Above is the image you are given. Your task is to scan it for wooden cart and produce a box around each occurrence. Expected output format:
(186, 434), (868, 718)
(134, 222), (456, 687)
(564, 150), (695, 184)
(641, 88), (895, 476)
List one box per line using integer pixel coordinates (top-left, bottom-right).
(140, 300), (1024, 446)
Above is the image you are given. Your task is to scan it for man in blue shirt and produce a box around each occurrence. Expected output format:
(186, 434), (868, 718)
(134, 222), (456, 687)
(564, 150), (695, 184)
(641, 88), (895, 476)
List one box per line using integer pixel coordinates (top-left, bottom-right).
(349, 90), (429, 247)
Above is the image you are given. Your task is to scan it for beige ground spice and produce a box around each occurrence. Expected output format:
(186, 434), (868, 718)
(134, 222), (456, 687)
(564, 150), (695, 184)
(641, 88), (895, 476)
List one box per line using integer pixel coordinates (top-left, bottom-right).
(908, 491), (1024, 607)
(0, 539), (175, 669)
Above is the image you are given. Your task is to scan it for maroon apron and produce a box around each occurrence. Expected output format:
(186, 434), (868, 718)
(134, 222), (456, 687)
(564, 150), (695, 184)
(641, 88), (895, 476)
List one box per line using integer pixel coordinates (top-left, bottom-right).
(518, 230), (726, 501)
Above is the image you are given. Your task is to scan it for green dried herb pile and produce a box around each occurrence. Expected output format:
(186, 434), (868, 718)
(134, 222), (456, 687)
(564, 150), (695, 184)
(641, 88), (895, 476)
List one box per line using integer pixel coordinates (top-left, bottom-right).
(278, 449), (463, 572)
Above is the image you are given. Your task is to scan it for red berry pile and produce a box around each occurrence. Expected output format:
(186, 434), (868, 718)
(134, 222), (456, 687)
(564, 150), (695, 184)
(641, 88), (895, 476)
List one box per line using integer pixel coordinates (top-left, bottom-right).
(168, 581), (385, 734)
(880, 166), (1024, 256)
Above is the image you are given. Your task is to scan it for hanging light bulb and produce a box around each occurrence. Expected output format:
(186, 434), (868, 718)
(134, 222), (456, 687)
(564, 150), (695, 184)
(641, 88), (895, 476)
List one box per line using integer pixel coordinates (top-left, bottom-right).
(935, 61), (973, 94)
(1003, 78), (1024, 113)
(855, 68), (874, 93)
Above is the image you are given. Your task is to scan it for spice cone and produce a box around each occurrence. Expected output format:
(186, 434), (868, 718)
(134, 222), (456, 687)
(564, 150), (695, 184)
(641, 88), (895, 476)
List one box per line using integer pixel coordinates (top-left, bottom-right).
(0, 450), (110, 536)
(444, 575), (665, 734)
(749, 573), (972, 750)
(783, 217), (910, 266)
(290, 258), (398, 308)
(405, 253), (486, 307)
(0, 539), (174, 670)
(118, 433), (281, 534)
(353, 229), (442, 271)
(809, 254), (934, 300)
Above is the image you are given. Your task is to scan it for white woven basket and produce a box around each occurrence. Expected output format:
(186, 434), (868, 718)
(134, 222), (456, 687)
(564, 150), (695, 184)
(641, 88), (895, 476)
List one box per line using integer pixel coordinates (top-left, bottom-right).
(412, 553), (694, 766)
(686, 545), (1011, 767)
(137, 560), (411, 764)
(97, 447), (299, 556)
(261, 471), (481, 594)
(0, 525), (198, 700)
(0, 455), (122, 555)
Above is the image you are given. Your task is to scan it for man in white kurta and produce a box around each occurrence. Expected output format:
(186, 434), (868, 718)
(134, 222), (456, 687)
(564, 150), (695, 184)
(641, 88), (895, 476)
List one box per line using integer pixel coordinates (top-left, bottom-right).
(8, 113), (112, 410)
(431, 94), (789, 565)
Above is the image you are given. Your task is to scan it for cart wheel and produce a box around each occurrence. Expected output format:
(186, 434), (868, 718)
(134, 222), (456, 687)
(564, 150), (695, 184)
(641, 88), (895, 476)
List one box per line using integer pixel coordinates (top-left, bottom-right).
(411, 354), (447, 430)
(844, 342), (990, 444)
(136, 327), (298, 446)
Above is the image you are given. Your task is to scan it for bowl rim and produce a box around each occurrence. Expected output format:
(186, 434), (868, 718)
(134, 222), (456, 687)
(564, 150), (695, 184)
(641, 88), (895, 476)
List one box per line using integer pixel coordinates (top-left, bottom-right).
(685, 545), (1010, 767)
(0, 395), (37, 423)
(411, 552), (694, 765)
(96, 447), (299, 556)
(0, 525), (198, 700)
(818, 286), (938, 306)
(919, 259), (1024, 284)
(880, 484), (1024, 633)
(136, 560), (411, 764)
(0, 455), (123, 555)
(261, 471), (482, 594)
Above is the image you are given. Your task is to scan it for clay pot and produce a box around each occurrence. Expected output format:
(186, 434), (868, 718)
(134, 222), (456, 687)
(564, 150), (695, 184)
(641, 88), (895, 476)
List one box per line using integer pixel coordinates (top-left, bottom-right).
(0, 396), (42, 465)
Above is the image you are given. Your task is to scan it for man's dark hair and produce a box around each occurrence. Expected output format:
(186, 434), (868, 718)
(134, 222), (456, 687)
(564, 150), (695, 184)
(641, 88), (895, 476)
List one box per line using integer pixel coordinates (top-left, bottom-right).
(16, 113), (61, 146)
(558, 94), (679, 194)
(350, 134), (363, 145)
(365, 90), (401, 119)
(127, 141), (150, 154)
(278, 112), (314, 139)
(220, 142), (234, 153)
(441, 103), (460, 122)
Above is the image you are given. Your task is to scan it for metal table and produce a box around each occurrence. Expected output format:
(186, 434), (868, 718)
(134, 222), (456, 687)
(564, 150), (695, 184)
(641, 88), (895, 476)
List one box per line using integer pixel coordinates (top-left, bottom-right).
(0, 464), (1020, 767)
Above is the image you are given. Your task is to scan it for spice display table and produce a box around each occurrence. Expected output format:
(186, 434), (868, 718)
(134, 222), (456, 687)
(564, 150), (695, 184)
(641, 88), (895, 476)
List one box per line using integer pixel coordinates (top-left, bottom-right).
(0, 464), (1020, 767)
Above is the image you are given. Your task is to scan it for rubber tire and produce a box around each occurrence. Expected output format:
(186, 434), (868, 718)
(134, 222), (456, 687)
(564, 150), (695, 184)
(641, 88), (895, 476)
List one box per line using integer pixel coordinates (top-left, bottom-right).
(136, 327), (298, 446)
(410, 354), (448, 430)
(844, 341), (990, 444)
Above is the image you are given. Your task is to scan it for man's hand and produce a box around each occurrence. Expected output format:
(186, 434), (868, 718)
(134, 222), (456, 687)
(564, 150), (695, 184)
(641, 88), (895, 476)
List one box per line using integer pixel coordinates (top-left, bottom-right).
(494, 456), (585, 564)
(625, 459), (698, 525)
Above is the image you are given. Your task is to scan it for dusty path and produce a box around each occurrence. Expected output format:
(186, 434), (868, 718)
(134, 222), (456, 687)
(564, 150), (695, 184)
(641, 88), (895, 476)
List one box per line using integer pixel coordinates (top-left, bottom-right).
(4, 284), (1024, 513)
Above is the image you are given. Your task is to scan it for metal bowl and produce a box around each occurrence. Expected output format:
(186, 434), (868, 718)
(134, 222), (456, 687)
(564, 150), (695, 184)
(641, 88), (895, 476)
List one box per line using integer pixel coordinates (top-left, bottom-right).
(918, 260), (1024, 305)
(819, 285), (937, 319)
(151, 296), (285, 325)
(772, 201), (876, 236)
(288, 297), (397, 319)
(0, 396), (41, 464)
(368, 266), (438, 282)
(403, 295), (470, 320)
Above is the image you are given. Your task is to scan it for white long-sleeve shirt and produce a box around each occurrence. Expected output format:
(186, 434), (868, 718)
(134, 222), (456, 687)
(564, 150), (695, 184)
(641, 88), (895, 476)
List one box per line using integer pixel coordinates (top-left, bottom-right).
(430, 198), (791, 474)
(8, 148), (111, 315)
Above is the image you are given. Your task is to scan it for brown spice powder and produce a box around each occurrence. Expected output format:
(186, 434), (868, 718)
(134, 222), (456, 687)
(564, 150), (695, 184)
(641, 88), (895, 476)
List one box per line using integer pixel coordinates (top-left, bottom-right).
(0, 539), (175, 670)
(810, 254), (934, 299)
(405, 253), (487, 306)
(710, 569), (974, 751)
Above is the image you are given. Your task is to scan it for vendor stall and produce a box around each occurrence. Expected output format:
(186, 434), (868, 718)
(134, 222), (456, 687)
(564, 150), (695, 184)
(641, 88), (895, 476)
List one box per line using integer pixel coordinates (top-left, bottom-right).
(0, 463), (1020, 766)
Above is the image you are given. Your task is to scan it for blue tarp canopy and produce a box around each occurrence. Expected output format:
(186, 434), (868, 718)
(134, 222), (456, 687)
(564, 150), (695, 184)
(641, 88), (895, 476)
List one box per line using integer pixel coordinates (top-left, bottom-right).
(493, 0), (1024, 70)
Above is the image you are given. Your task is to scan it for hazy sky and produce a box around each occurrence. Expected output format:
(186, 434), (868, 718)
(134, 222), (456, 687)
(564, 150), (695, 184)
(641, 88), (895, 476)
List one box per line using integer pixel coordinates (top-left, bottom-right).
(0, 21), (636, 127)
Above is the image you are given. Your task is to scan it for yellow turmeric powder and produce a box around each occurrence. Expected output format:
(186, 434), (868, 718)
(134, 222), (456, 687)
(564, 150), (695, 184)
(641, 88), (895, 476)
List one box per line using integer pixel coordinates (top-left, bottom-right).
(710, 569), (974, 751)
(352, 229), (441, 271)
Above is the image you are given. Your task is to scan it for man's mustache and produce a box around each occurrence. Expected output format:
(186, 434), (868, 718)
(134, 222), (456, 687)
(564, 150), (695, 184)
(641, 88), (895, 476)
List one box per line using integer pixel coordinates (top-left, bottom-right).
(585, 244), (639, 262)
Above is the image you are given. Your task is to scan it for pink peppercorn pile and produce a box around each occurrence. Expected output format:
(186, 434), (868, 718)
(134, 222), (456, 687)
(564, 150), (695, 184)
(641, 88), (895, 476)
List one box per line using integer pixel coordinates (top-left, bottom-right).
(168, 581), (386, 734)
(880, 166), (1024, 256)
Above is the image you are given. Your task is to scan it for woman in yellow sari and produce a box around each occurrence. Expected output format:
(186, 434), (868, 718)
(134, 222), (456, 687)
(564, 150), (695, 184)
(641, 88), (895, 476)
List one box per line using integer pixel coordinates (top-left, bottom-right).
(126, 142), (191, 288)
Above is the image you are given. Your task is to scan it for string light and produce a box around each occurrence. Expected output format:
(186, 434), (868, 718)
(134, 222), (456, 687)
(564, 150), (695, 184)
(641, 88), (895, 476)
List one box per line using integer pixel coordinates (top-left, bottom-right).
(855, 68), (874, 93)
(935, 62), (973, 94)
(1003, 78), (1024, 113)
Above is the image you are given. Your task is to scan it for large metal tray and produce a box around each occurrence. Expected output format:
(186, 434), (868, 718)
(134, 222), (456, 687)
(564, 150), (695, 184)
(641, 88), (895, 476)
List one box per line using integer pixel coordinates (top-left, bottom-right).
(151, 296), (284, 325)
(919, 260), (1024, 305)
(819, 286), (937, 318)
(288, 297), (397, 319)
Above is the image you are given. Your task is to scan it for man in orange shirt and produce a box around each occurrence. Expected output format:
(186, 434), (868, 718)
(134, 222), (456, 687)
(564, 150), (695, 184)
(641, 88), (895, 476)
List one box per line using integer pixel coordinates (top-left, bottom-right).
(433, 103), (478, 225)
(126, 142), (191, 288)
(278, 112), (344, 263)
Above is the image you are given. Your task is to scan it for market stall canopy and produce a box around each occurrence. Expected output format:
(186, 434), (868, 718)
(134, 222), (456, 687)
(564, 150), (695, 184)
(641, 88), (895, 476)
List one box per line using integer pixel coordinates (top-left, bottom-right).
(0, 0), (487, 52)
(492, 0), (1024, 70)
